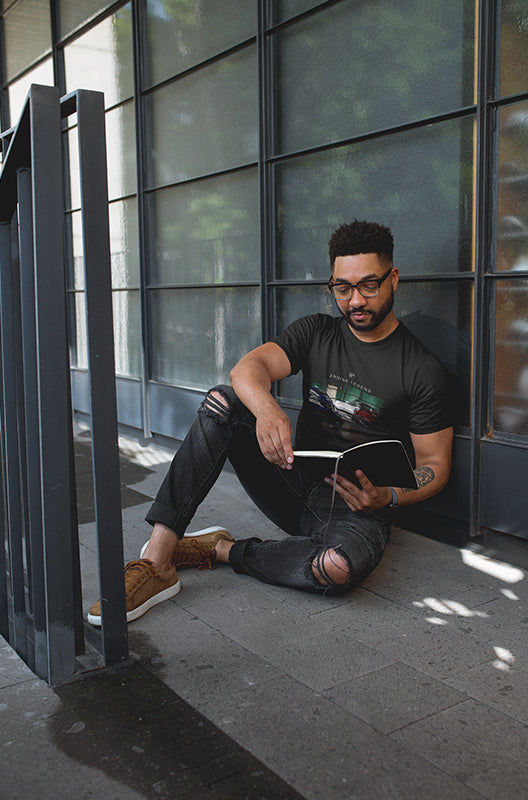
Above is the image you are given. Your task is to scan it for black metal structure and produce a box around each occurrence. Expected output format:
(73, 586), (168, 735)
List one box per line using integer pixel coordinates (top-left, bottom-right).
(0, 84), (128, 684)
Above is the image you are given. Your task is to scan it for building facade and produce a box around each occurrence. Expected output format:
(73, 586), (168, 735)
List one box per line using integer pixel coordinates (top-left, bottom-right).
(1, 0), (527, 539)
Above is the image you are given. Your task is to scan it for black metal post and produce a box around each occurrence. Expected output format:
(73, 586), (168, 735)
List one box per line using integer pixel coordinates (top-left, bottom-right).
(17, 167), (48, 676)
(0, 217), (27, 659)
(75, 90), (128, 665)
(30, 84), (79, 683)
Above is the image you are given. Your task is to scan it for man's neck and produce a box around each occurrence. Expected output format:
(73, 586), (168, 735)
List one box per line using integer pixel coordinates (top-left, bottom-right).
(346, 312), (400, 343)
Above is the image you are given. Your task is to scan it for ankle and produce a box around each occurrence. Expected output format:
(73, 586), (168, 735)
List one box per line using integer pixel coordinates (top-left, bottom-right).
(142, 523), (179, 572)
(214, 538), (233, 563)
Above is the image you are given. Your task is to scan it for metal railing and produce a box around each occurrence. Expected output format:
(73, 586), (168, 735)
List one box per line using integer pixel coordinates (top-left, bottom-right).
(0, 84), (128, 684)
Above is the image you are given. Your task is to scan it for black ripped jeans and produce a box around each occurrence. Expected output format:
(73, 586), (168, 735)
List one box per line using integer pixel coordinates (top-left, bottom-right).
(146, 385), (391, 593)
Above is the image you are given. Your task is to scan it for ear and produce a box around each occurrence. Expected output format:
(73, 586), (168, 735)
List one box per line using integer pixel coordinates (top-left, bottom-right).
(390, 266), (399, 291)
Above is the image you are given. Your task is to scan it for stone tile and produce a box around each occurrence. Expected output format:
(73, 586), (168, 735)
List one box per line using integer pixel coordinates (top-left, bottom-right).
(391, 698), (528, 800)
(0, 637), (36, 687)
(128, 602), (283, 705)
(324, 660), (467, 733)
(373, 622), (496, 681)
(257, 630), (394, 692)
(0, 678), (145, 799)
(445, 655), (528, 724)
(209, 674), (483, 800)
(182, 581), (331, 659)
(365, 529), (505, 609)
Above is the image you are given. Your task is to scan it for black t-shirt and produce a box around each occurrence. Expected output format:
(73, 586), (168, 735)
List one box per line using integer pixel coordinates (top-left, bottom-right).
(272, 314), (452, 465)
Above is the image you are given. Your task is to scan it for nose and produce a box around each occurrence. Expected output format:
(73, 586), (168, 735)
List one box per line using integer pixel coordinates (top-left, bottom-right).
(348, 286), (367, 305)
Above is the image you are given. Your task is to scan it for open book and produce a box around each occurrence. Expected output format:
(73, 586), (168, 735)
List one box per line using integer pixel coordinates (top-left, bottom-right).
(294, 439), (418, 489)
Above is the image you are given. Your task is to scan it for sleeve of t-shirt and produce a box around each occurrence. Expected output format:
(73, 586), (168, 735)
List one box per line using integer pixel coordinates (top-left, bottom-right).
(408, 354), (454, 434)
(271, 315), (321, 375)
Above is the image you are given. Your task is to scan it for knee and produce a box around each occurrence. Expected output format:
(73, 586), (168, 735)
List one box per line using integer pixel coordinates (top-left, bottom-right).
(201, 385), (233, 421)
(312, 548), (350, 587)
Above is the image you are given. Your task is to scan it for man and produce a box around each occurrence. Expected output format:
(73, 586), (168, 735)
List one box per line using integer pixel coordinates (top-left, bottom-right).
(88, 220), (453, 625)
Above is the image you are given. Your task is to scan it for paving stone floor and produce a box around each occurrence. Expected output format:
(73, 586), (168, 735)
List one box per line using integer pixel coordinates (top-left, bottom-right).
(1, 428), (528, 799)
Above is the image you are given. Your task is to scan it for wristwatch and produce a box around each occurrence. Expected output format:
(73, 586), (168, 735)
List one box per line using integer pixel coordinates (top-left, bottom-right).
(388, 487), (399, 509)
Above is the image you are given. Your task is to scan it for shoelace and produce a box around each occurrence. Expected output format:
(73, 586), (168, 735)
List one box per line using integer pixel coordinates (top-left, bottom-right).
(173, 540), (216, 570)
(124, 559), (158, 592)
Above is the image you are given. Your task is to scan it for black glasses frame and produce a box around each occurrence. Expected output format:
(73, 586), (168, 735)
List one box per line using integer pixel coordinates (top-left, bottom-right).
(327, 266), (393, 299)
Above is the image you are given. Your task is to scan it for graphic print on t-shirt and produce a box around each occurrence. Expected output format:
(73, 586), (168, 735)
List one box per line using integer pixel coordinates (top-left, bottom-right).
(308, 375), (384, 432)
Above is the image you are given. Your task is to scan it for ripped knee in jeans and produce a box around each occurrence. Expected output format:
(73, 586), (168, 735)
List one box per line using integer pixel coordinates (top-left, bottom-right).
(200, 386), (232, 422)
(312, 547), (351, 588)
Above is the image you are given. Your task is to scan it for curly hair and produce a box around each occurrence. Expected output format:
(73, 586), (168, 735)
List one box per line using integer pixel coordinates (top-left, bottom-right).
(328, 220), (394, 268)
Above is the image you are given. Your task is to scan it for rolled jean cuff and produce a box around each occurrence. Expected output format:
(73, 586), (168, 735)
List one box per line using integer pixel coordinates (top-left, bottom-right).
(145, 502), (182, 537)
(228, 537), (263, 574)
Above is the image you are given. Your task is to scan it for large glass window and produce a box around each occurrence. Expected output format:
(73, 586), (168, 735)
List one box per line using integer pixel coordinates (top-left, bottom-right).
(63, 2), (139, 379)
(7, 57), (54, 123)
(3, 0), (51, 80)
(499, 0), (528, 97)
(274, 0), (475, 154)
(493, 280), (528, 436)
(149, 287), (261, 389)
(146, 46), (258, 187)
(145, 0), (255, 86)
(496, 101), (528, 273)
(275, 117), (475, 281)
(64, 4), (134, 105)
(59, 0), (116, 39)
(147, 169), (259, 286)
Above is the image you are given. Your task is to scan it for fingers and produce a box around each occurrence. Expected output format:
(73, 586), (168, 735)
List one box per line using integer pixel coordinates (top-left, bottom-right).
(256, 412), (294, 469)
(325, 470), (386, 511)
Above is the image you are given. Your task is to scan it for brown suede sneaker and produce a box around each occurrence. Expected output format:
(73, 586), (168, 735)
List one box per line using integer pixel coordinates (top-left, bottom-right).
(140, 526), (234, 570)
(87, 559), (181, 626)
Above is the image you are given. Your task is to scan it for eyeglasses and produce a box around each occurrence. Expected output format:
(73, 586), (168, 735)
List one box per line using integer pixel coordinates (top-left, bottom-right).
(327, 266), (393, 300)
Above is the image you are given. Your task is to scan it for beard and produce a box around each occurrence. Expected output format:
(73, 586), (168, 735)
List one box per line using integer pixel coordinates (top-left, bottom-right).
(340, 291), (395, 333)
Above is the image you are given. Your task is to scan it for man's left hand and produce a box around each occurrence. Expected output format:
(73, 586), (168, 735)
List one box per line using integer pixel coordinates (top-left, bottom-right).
(325, 470), (391, 512)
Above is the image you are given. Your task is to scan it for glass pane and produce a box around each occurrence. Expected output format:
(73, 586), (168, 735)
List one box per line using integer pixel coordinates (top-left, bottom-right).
(397, 281), (473, 427)
(3, 0), (51, 80)
(493, 280), (528, 436)
(145, 0), (255, 86)
(146, 46), (258, 187)
(64, 125), (81, 211)
(65, 203), (139, 291)
(147, 169), (259, 285)
(149, 287), (261, 389)
(274, 0), (321, 23)
(64, 4), (134, 106)
(109, 198), (140, 288)
(276, 116), (475, 280)
(275, 0), (475, 153)
(59, 0), (115, 39)
(274, 280), (473, 426)
(106, 102), (137, 200)
(69, 292), (88, 369)
(8, 58), (54, 124)
(63, 102), (136, 206)
(500, 0), (528, 97)
(64, 210), (85, 290)
(496, 101), (528, 272)
(113, 290), (142, 378)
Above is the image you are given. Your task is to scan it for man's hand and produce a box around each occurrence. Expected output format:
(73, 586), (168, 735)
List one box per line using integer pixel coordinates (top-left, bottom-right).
(325, 470), (391, 512)
(256, 408), (294, 469)
(230, 342), (295, 469)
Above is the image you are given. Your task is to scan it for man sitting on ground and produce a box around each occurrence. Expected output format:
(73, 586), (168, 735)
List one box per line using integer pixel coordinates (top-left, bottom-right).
(88, 219), (453, 625)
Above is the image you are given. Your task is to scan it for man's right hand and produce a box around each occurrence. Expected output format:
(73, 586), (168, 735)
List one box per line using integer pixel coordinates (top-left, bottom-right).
(255, 408), (294, 469)
(230, 342), (295, 469)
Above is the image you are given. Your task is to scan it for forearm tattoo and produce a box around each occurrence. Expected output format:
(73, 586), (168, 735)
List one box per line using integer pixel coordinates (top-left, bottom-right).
(401, 466), (435, 493)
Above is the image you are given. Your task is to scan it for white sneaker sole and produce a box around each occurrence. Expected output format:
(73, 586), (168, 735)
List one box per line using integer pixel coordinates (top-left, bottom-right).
(87, 579), (181, 626)
(139, 526), (227, 559)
